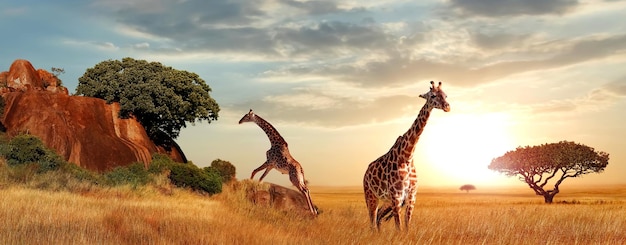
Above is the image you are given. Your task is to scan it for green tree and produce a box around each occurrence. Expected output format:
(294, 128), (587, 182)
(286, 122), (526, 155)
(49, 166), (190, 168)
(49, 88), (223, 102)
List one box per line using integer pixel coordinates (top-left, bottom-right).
(76, 57), (220, 146)
(204, 159), (236, 183)
(489, 141), (609, 203)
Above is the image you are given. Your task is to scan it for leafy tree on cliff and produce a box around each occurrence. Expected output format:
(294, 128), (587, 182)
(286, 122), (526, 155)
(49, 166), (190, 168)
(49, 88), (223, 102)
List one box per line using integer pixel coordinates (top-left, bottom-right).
(489, 141), (609, 203)
(76, 58), (220, 146)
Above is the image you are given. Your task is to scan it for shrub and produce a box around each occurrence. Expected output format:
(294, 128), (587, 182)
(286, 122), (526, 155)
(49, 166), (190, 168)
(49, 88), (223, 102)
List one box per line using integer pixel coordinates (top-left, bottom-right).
(0, 134), (63, 173)
(104, 163), (150, 187)
(148, 153), (175, 174)
(148, 153), (222, 195)
(205, 158), (236, 183)
(168, 162), (222, 195)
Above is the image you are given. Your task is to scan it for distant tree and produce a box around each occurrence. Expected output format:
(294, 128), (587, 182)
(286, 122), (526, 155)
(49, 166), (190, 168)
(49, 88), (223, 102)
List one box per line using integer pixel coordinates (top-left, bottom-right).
(204, 159), (236, 183)
(459, 184), (476, 193)
(76, 57), (220, 147)
(489, 141), (609, 203)
(50, 67), (65, 86)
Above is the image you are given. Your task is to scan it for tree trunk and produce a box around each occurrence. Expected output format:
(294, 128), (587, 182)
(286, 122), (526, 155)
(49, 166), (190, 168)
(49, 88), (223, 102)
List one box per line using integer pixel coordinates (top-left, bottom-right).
(543, 194), (555, 204)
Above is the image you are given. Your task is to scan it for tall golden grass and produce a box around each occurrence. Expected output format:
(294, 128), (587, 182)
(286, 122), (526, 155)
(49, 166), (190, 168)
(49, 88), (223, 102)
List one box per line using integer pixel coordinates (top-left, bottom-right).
(2, 180), (625, 244)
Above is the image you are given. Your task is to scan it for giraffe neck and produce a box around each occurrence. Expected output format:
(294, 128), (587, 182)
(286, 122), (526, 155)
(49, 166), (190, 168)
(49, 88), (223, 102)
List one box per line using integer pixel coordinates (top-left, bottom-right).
(253, 115), (287, 146)
(399, 103), (433, 159)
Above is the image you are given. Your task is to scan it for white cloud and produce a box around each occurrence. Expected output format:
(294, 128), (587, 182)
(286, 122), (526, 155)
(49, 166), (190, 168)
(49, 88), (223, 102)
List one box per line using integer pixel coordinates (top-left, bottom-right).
(62, 39), (120, 51)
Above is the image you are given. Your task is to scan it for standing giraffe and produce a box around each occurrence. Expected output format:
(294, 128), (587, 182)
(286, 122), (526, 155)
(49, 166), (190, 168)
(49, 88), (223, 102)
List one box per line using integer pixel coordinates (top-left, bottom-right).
(239, 109), (318, 216)
(363, 81), (450, 231)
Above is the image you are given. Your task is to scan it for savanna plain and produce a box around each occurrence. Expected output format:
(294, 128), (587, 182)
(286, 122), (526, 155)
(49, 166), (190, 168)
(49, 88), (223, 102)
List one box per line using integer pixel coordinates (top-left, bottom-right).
(2, 178), (625, 245)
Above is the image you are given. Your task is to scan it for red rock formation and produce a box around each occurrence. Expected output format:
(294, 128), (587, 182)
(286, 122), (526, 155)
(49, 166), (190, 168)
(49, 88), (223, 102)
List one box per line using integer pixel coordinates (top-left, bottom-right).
(0, 59), (185, 172)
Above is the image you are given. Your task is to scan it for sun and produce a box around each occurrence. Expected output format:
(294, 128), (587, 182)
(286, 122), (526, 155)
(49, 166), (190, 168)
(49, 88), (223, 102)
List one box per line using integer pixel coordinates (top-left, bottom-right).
(419, 112), (518, 186)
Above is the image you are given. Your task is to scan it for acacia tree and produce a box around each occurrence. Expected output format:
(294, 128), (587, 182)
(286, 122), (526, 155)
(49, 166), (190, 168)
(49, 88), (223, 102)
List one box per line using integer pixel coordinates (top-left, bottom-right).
(489, 141), (609, 203)
(76, 58), (220, 147)
(459, 184), (476, 193)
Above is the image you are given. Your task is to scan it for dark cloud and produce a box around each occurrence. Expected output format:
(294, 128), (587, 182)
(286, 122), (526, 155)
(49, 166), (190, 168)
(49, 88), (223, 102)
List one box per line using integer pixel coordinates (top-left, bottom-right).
(278, 0), (341, 15)
(99, 0), (386, 58)
(273, 34), (626, 88)
(274, 21), (392, 56)
(447, 0), (579, 17)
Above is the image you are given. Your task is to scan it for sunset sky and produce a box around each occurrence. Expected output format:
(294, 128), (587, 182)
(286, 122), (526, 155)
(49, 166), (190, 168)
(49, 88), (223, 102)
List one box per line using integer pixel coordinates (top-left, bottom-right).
(1, 0), (625, 188)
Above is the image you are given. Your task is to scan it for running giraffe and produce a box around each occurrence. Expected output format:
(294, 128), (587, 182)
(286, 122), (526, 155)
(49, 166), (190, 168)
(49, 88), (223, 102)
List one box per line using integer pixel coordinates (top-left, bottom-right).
(239, 109), (318, 216)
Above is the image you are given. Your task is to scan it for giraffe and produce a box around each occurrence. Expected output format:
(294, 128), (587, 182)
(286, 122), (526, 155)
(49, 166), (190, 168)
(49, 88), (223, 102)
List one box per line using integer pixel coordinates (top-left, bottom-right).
(363, 81), (450, 231)
(239, 109), (318, 216)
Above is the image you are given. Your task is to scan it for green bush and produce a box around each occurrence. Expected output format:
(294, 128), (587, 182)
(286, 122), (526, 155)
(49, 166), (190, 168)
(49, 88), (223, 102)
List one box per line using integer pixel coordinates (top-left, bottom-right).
(205, 158), (236, 183)
(104, 163), (150, 187)
(0, 134), (63, 173)
(148, 153), (174, 174)
(59, 161), (102, 184)
(148, 153), (222, 195)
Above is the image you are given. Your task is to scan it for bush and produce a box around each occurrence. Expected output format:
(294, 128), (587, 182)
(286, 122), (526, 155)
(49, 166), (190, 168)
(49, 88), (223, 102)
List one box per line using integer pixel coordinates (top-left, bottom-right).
(205, 158), (236, 183)
(0, 134), (63, 173)
(148, 153), (222, 195)
(104, 163), (150, 187)
(168, 162), (222, 195)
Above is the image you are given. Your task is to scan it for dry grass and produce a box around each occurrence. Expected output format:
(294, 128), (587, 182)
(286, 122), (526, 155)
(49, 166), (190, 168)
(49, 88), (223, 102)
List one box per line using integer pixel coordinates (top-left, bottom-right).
(2, 181), (626, 244)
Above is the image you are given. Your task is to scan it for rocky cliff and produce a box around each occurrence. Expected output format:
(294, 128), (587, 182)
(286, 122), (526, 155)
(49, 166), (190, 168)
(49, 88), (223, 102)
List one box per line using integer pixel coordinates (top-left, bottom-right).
(0, 59), (186, 172)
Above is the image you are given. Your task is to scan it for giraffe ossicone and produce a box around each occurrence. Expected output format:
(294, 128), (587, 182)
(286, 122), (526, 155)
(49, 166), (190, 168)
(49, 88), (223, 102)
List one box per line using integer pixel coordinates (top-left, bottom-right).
(239, 109), (318, 216)
(363, 81), (450, 231)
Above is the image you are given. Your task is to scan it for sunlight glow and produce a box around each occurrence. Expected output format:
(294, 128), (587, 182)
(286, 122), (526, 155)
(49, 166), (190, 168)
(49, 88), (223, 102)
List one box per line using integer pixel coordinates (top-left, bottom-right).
(420, 113), (518, 186)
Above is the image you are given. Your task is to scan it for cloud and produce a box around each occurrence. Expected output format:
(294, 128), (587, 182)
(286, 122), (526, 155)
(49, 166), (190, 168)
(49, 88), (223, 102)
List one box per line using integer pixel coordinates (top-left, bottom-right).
(470, 31), (533, 50)
(62, 39), (120, 51)
(589, 76), (626, 99)
(446, 0), (579, 17)
(278, 0), (342, 15)
(267, 34), (626, 88)
(133, 42), (150, 49)
(230, 93), (425, 128)
(529, 77), (626, 114)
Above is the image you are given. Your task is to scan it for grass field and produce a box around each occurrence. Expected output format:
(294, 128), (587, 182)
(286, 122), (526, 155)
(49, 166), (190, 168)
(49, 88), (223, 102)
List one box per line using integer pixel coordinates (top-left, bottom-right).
(1, 182), (625, 244)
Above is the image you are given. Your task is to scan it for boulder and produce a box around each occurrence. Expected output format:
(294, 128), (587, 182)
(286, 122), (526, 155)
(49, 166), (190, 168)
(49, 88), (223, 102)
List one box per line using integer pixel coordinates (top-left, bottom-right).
(0, 59), (185, 172)
(246, 182), (317, 215)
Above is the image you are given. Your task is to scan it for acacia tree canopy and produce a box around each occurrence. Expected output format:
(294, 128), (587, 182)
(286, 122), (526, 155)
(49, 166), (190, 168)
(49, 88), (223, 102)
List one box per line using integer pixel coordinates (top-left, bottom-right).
(488, 141), (609, 203)
(76, 57), (220, 146)
(459, 184), (476, 193)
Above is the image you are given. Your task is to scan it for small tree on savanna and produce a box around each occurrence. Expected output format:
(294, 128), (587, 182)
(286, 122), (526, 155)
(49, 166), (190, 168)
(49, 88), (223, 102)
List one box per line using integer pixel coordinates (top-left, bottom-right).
(460, 184), (476, 193)
(489, 141), (609, 203)
(76, 57), (220, 147)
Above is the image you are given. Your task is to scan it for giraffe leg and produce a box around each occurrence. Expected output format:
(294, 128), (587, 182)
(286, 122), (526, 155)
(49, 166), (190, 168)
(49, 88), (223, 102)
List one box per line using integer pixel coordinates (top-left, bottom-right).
(376, 203), (394, 223)
(404, 186), (418, 231)
(257, 168), (272, 181)
(250, 161), (270, 180)
(391, 195), (403, 230)
(290, 171), (318, 216)
(363, 187), (379, 231)
(299, 185), (318, 216)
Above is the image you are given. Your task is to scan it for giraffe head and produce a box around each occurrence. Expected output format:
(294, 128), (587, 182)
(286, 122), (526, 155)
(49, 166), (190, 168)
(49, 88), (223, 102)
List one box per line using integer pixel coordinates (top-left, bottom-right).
(419, 81), (451, 112)
(238, 109), (256, 124)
